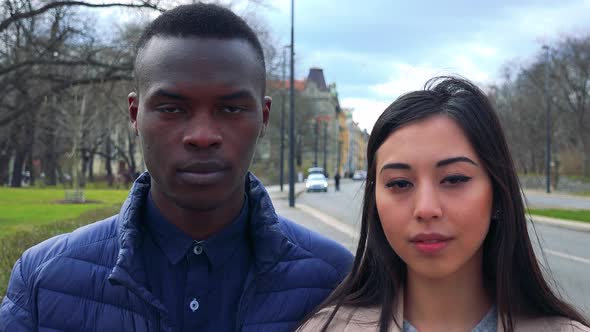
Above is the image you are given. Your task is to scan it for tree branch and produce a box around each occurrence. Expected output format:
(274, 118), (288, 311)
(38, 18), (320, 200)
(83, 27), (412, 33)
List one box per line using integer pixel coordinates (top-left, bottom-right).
(0, 1), (163, 33)
(0, 75), (133, 127)
(0, 58), (133, 77)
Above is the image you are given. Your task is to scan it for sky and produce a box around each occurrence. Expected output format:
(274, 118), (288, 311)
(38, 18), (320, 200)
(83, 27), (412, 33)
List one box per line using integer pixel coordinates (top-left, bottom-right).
(251, 0), (590, 132)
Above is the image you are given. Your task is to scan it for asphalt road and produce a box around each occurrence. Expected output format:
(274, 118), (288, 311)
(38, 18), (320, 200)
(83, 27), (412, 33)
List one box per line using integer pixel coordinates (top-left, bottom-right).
(524, 190), (590, 209)
(297, 180), (590, 316)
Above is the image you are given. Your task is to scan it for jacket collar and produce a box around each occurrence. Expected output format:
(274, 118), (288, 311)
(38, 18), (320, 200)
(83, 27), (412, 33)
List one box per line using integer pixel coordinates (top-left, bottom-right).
(243, 172), (292, 272)
(107, 172), (291, 303)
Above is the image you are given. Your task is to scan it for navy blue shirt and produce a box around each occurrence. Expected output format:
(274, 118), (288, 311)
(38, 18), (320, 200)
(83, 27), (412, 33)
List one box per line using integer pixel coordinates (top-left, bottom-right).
(141, 193), (252, 332)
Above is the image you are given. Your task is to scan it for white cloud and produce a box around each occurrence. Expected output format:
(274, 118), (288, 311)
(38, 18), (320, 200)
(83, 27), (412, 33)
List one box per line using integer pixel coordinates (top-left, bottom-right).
(449, 56), (490, 82)
(347, 57), (492, 132)
(467, 43), (498, 58)
(340, 98), (390, 133)
(369, 63), (448, 99)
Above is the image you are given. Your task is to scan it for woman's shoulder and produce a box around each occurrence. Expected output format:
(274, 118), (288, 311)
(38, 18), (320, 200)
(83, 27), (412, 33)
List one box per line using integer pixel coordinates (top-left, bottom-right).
(514, 316), (590, 332)
(297, 305), (394, 332)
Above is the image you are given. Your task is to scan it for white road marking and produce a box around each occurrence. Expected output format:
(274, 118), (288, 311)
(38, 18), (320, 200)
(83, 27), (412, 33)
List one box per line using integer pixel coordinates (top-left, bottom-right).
(545, 249), (590, 265)
(296, 203), (357, 238)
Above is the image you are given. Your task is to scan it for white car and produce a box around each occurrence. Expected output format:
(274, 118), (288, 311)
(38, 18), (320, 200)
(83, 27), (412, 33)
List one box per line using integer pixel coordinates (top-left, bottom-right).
(305, 173), (328, 192)
(352, 170), (367, 181)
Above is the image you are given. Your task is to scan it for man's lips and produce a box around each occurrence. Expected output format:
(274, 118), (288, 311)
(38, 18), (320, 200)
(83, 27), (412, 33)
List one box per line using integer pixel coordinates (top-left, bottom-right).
(176, 160), (229, 185)
(178, 160), (228, 173)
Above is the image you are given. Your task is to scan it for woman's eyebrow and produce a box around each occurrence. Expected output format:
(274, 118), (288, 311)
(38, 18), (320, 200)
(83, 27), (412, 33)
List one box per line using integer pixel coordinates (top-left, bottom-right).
(380, 163), (410, 174)
(436, 156), (478, 167)
(379, 156), (478, 174)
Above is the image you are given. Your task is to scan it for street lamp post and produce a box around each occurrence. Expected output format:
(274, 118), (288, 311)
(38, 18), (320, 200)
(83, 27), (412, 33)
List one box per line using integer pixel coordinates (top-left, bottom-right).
(279, 46), (288, 192)
(323, 122), (328, 175)
(543, 45), (551, 194)
(314, 118), (319, 167)
(288, 0), (295, 207)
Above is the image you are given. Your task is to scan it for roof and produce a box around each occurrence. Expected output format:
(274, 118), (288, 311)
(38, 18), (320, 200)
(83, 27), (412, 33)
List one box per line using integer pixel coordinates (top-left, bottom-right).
(306, 68), (328, 91)
(268, 80), (305, 91)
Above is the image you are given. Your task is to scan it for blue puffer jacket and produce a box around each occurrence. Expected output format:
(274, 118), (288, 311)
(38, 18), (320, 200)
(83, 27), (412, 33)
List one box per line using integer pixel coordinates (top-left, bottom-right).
(0, 173), (353, 332)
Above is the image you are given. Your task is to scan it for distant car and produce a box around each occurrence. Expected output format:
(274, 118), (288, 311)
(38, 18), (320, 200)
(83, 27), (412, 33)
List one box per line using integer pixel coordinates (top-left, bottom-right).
(307, 167), (325, 175)
(352, 170), (367, 181)
(305, 173), (328, 192)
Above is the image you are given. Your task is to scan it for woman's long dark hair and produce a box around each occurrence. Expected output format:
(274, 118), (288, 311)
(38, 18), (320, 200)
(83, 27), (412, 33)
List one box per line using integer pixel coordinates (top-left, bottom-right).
(304, 76), (589, 332)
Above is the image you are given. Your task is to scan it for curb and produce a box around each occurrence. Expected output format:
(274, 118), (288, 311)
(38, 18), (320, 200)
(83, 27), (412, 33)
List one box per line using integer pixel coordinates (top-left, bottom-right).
(530, 215), (590, 233)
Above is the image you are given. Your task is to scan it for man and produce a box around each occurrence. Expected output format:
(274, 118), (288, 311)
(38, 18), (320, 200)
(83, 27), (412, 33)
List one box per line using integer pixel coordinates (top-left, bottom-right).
(0, 4), (353, 331)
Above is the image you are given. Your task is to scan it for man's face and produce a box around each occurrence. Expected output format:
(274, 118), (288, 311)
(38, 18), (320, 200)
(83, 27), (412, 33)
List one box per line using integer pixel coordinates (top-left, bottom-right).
(129, 36), (270, 211)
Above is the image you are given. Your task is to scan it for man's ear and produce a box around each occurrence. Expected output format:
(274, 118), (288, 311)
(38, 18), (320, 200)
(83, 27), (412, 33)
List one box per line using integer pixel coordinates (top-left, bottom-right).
(128, 92), (139, 136)
(259, 96), (272, 138)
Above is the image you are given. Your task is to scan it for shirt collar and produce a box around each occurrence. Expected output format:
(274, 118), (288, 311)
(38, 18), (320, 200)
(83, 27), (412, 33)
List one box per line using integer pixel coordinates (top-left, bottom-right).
(145, 191), (250, 267)
(200, 193), (250, 268)
(145, 192), (194, 265)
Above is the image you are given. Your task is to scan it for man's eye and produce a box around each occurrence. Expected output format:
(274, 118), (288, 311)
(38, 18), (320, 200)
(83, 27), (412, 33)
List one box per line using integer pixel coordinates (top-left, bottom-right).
(441, 175), (472, 185)
(385, 180), (413, 190)
(221, 106), (247, 113)
(157, 107), (183, 113)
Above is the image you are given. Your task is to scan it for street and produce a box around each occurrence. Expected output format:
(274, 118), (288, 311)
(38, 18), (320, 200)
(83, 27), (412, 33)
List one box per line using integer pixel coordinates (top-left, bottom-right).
(524, 190), (590, 209)
(295, 180), (590, 316)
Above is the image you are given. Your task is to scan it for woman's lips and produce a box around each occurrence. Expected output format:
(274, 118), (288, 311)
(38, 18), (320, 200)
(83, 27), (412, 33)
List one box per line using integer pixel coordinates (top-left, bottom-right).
(409, 233), (453, 254)
(412, 239), (451, 254)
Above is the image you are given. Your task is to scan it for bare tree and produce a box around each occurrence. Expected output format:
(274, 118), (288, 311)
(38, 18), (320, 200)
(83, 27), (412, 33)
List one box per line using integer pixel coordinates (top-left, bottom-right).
(549, 37), (590, 176)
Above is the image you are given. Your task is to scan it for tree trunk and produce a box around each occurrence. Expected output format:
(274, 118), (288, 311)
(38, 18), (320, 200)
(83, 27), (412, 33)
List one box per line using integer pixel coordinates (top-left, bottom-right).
(0, 148), (10, 186)
(43, 142), (58, 186)
(10, 150), (25, 187)
(27, 151), (35, 186)
(105, 138), (113, 187)
(127, 131), (137, 173)
(80, 150), (89, 188)
(88, 151), (94, 182)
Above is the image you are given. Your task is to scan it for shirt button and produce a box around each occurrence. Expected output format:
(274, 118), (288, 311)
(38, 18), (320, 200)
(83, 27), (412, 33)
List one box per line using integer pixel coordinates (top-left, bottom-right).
(193, 245), (203, 255)
(189, 298), (200, 312)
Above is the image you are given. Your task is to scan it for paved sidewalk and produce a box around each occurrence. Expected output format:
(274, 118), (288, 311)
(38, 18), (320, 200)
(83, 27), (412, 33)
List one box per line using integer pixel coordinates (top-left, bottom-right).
(266, 182), (357, 252)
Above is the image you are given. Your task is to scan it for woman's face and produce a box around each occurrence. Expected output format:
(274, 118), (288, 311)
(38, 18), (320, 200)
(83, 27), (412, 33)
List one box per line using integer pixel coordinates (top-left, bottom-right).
(375, 115), (493, 280)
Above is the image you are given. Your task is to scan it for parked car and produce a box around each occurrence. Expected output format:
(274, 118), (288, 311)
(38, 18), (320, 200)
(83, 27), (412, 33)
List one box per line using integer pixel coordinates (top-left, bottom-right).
(305, 173), (328, 192)
(352, 170), (367, 181)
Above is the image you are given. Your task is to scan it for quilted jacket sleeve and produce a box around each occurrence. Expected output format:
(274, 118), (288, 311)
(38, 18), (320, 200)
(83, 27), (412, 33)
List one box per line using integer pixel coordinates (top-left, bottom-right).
(0, 258), (35, 332)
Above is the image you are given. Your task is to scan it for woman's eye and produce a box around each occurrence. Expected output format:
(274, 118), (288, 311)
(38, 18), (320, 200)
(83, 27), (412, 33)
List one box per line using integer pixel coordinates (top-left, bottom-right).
(442, 175), (472, 185)
(385, 180), (413, 190)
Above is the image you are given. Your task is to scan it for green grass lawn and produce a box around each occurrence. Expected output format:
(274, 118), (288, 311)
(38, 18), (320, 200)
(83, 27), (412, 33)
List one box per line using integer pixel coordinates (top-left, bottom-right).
(0, 187), (129, 297)
(529, 208), (590, 223)
(0, 187), (129, 235)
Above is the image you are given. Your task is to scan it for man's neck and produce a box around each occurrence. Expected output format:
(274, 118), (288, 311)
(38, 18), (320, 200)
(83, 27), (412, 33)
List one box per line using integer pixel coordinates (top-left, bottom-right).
(404, 253), (492, 332)
(150, 189), (245, 240)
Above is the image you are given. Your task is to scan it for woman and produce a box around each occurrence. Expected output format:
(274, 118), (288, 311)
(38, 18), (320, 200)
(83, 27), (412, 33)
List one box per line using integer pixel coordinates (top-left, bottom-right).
(298, 77), (590, 332)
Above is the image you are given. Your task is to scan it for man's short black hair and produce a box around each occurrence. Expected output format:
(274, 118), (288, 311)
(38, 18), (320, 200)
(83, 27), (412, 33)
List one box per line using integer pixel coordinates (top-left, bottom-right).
(135, 2), (266, 83)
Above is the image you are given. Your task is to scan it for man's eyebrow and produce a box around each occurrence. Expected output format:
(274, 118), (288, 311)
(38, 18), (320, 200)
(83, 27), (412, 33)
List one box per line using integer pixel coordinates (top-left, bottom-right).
(436, 156), (478, 167)
(219, 90), (256, 101)
(380, 163), (410, 174)
(150, 89), (188, 100)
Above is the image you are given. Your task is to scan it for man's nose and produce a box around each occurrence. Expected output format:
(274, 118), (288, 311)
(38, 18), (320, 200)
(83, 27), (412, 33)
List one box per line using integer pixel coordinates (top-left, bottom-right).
(413, 183), (443, 222)
(181, 111), (223, 148)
